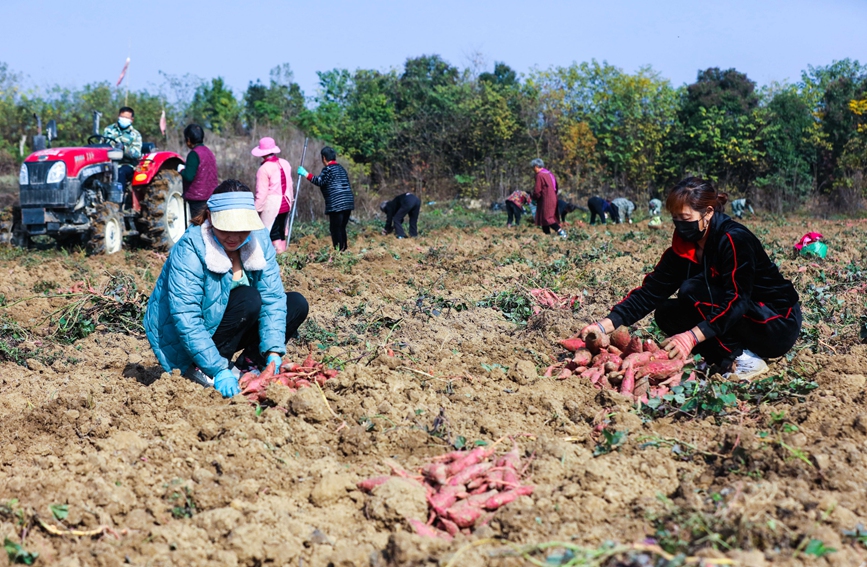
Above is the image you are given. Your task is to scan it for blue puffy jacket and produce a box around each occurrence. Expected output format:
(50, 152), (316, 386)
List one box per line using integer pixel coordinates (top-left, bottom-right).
(144, 221), (287, 378)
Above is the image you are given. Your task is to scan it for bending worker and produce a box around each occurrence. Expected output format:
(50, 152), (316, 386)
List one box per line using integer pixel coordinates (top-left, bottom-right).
(730, 197), (755, 219)
(580, 177), (801, 380)
(587, 196), (615, 225)
(611, 197), (635, 224)
(504, 190), (531, 227)
(531, 158), (567, 238)
(648, 198), (663, 229)
(380, 192), (421, 238)
(144, 179), (309, 397)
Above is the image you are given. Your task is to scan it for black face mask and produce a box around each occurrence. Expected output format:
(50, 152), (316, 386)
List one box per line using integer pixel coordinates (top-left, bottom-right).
(673, 216), (707, 242)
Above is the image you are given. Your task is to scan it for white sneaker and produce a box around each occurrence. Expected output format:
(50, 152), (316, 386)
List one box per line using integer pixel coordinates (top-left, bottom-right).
(725, 349), (769, 381)
(557, 229), (568, 239)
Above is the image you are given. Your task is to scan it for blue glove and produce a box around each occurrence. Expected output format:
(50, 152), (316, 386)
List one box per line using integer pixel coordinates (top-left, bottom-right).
(266, 353), (282, 370)
(297, 166), (308, 177)
(214, 368), (240, 398)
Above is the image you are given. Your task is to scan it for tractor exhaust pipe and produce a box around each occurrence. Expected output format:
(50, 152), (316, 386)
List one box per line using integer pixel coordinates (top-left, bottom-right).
(92, 111), (102, 136)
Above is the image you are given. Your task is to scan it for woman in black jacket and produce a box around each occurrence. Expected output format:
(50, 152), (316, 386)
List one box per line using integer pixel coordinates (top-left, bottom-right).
(581, 177), (801, 379)
(297, 147), (355, 251)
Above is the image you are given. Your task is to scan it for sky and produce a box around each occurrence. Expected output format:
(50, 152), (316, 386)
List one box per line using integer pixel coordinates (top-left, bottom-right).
(1, 0), (865, 101)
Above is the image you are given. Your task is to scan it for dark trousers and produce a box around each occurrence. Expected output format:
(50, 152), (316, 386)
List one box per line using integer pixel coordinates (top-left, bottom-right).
(655, 277), (802, 367)
(118, 164), (134, 187)
(270, 212), (289, 241)
(393, 200), (420, 238)
(541, 223), (562, 234)
(588, 197), (607, 225)
(211, 286), (309, 365)
(328, 210), (352, 251)
(506, 201), (523, 226)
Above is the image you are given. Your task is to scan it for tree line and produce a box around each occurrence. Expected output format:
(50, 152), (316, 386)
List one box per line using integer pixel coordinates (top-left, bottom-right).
(1, 57), (865, 211)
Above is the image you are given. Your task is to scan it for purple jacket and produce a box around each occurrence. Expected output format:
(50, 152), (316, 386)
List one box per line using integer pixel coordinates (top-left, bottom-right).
(184, 145), (219, 201)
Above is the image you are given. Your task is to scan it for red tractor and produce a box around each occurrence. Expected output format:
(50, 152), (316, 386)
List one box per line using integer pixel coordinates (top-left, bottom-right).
(13, 121), (187, 254)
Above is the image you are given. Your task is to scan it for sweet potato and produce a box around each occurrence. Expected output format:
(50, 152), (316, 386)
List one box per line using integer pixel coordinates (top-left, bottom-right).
(610, 326), (631, 350)
(558, 337), (586, 352)
(622, 351), (657, 370)
(557, 368), (573, 380)
(604, 361), (619, 373)
(482, 485), (535, 510)
(446, 502), (485, 528)
(408, 517), (450, 539)
(422, 462), (449, 485)
(622, 336), (643, 357)
(466, 489), (499, 504)
(428, 487), (461, 515)
(584, 331), (610, 355)
(643, 339), (660, 353)
(620, 367), (635, 396)
(357, 475), (391, 493)
(592, 352), (622, 368)
(635, 359), (685, 381)
(633, 376), (650, 401)
(447, 446), (493, 476)
(607, 345), (623, 356)
(572, 349), (593, 367)
(438, 517), (460, 537)
(659, 372), (682, 387)
(543, 364), (558, 378)
(448, 462), (492, 486)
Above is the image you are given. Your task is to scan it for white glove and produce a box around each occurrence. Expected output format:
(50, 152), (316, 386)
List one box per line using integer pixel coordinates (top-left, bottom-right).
(177, 164), (185, 172)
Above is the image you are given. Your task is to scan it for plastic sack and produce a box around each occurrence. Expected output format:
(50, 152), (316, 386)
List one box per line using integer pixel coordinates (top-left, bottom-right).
(794, 232), (823, 251)
(799, 241), (828, 259)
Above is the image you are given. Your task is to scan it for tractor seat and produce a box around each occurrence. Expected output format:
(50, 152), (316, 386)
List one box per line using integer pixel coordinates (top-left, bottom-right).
(141, 142), (156, 154)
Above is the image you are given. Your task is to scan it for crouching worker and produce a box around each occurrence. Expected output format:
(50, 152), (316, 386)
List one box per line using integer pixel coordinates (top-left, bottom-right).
(579, 177), (801, 380)
(144, 179), (309, 397)
(380, 192), (421, 238)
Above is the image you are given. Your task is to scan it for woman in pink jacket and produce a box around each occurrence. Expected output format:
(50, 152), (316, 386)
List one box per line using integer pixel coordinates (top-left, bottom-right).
(251, 137), (294, 252)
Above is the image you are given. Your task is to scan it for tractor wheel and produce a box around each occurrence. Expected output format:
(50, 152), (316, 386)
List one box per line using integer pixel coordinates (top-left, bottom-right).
(88, 201), (123, 255)
(5, 206), (30, 249)
(140, 170), (186, 251)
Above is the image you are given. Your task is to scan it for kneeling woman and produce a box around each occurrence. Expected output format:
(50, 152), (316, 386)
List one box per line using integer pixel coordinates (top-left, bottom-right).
(145, 180), (309, 397)
(582, 177), (801, 379)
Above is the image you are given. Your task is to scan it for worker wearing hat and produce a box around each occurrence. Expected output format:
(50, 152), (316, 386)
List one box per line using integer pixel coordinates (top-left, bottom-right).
(145, 179), (309, 397)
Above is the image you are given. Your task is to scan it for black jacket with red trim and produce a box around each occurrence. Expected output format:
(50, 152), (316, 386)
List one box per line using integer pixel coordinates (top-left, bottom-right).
(606, 212), (799, 340)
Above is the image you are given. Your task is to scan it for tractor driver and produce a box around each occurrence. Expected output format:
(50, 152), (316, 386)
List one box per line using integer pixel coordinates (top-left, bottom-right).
(103, 106), (143, 188)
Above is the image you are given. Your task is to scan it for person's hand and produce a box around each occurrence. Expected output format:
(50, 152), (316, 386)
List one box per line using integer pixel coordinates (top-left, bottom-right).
(214, 368), (240, 397)
(661, 331), (697, 360)
(266, 353), (282, 370)
(177, 164), (185, 172)
(580, 321), (608, 340)
(297, 166), (308, 177)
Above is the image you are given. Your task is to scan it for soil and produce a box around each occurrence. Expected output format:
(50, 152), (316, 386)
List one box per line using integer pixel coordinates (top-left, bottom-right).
(0, 215), (865, 566)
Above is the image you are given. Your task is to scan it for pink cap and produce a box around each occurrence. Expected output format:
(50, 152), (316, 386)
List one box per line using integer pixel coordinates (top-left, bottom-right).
(251, 137), (281, 157)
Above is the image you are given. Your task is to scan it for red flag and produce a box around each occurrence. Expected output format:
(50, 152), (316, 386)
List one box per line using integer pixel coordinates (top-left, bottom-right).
(159, 109), (167, 135)
(116, 57), (130, 87)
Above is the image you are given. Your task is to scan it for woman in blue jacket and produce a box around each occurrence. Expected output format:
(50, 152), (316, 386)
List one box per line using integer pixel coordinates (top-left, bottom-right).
(145, 179), (309, 397)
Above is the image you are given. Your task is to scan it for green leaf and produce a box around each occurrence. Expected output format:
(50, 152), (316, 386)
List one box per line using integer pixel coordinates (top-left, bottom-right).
(803, 538), (836, 557)
(49, 503), (68, 521)
(4, 538), (38, 565)
(453, 436), (467, 450)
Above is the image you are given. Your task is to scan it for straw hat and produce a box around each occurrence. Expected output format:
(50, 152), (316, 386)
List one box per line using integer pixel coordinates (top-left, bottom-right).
(207, 192), (264, 232)
(251, 137), (280, 157)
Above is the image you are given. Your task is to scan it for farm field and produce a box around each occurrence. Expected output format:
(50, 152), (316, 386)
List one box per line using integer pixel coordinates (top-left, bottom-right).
(0, 211), (865, 566)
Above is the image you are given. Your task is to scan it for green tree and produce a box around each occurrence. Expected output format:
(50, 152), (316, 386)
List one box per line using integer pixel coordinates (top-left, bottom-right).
(190, 77), (241, 134)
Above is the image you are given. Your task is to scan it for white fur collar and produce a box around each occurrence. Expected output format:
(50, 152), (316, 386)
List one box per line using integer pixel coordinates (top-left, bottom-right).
(201, 220), (267, 274)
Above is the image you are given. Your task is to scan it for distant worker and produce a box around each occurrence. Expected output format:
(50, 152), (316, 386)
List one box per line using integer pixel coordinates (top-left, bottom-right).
(251, 137), (294, 253)
(531, 158), (567, 239)
(179, 124), (219, 219)
(504, 190), (531, 227)
(297, 147), (355, 252)
(103, 106), (142, 189)
(557, 199), (579, 224)
(587, 196), (615, 225)
(611, 198), (635, 224)
(648, 198), (663, 229)
(730, 198), (755, 219)
(380, 192), (421, 238)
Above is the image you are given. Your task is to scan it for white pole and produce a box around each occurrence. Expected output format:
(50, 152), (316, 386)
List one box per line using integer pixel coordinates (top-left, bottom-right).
(286, 137), (309, 246)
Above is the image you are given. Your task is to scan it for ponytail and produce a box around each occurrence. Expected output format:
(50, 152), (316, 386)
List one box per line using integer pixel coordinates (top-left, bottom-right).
(666, 176), (727, 214)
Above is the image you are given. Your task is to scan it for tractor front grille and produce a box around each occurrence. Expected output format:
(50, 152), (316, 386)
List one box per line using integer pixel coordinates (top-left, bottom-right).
(20, 161), (81, 208)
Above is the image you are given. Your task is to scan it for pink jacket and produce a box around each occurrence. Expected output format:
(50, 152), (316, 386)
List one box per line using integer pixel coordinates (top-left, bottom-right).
(255, 157), (294, 213)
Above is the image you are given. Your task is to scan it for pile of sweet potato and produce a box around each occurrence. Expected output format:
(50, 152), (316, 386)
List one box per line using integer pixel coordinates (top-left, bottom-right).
(357, 440), (534, 540)
(547, 327), (694, 402)
(239, 353), (338, 403)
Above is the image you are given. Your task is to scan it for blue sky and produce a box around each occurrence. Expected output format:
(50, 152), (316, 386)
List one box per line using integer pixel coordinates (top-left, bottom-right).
(2, 0), (865, 100)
